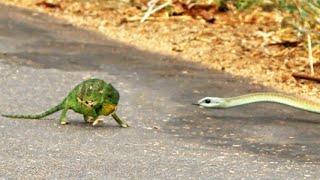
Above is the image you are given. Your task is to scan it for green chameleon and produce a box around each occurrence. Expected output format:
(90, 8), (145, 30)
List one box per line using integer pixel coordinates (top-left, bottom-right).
(2, 78), (128, 127)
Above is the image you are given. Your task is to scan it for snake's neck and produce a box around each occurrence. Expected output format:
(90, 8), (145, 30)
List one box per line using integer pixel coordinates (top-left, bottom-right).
(223, 92), (320, 114)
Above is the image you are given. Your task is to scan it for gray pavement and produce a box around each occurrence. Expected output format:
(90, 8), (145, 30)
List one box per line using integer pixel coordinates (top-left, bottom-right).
(0, 4), (319, 179)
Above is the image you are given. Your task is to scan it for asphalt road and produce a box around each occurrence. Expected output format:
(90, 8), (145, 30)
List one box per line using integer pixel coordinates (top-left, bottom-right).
(0, 4), (319, 179)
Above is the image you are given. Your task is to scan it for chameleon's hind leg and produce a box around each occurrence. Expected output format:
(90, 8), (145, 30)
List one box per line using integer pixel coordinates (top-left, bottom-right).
(60, 107), (69, 125)
(111, 113), (128, 128)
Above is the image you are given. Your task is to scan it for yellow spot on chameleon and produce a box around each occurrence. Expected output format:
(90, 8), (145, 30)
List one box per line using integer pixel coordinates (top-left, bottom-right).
(102, 104), (117, 115)
(76, 97), (97, 107)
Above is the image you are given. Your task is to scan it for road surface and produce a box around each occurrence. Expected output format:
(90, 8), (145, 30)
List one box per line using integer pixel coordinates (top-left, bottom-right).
(0, 4), (319, 179)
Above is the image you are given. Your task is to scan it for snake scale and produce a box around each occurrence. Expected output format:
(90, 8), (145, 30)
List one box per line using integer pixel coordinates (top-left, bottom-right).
(195, 92), (320, 114)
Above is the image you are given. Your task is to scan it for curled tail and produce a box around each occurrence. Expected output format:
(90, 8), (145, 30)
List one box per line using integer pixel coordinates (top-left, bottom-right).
(2, 100), (65, 119)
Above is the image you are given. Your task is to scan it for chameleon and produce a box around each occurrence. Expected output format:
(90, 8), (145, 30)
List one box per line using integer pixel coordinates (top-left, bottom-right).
(2, 78), (128, 127)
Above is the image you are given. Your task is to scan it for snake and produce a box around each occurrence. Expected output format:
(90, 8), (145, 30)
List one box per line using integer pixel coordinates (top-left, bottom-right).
(194, 92), (320, 114)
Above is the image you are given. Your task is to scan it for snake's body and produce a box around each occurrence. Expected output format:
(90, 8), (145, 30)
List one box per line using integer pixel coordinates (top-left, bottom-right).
(197, 92), (320, 114)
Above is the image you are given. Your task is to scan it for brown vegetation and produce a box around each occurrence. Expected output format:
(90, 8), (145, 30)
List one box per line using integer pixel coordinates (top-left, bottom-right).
(1, 0), (320, 98)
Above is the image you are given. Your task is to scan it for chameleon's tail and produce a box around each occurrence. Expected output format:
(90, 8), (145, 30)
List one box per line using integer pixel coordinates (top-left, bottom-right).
(2, 100), (65, 119)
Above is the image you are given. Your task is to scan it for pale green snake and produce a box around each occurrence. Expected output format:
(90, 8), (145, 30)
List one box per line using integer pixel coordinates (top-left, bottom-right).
(195, 92), (320, 114)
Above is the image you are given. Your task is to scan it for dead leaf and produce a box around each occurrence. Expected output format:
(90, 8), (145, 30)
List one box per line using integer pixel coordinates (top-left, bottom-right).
(36, 0), (62, 9)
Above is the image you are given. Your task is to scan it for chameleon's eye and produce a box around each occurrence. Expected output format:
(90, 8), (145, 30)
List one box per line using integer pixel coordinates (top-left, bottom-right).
(205, 99), (211, 104)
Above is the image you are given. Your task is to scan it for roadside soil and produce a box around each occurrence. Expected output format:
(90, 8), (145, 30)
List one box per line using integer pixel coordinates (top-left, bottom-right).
(1, 0), (320, 99)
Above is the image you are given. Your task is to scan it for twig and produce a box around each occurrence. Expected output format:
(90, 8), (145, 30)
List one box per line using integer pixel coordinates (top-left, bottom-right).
(308, 34), (314, 76)
(292, 72), (320, 82)
(141, 0), (158, 23)
(124, 15), (192, 23)
(140, 0), (172, 23)
(150, 0), (172, 15)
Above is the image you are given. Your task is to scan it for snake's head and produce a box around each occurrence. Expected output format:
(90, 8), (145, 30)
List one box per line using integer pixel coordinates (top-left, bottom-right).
(194, 97), (226, 108)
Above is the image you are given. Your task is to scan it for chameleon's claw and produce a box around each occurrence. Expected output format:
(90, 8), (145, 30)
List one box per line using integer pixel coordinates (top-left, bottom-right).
(60, 121), (69, 125)
(111, 113), (129, 128)
(93, 118), (104, 126)
(120, 123), (129, 128)
(86, 116), (95, 123)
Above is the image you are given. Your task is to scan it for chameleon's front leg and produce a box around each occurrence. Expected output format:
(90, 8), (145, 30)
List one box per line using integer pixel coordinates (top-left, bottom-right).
(92, 118), (104, 126)
(84, 114), (95, 123)
(90, 112), (104, 126)
(83, 111), (104, 126)
(111, 113), (128, 128)
(60, 107), (69, 125)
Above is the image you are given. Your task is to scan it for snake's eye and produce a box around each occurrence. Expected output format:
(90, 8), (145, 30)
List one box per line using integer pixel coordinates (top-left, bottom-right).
(205, 99), (211, 104)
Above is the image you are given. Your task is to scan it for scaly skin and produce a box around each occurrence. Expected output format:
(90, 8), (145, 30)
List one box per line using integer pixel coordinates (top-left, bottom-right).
(2, 79), (128, 127)
(196, 92), (320, 114)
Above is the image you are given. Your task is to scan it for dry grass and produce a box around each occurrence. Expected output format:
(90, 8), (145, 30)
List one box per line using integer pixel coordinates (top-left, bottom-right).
(1, 0), (320, 99)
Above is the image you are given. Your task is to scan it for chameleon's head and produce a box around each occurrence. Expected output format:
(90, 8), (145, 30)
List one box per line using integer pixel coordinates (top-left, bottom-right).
(105, 83), (120, 105)
(194, 97), (226, 108)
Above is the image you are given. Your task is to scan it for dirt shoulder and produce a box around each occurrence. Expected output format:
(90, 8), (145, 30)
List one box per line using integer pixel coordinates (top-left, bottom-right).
(1, 0), (319, 99)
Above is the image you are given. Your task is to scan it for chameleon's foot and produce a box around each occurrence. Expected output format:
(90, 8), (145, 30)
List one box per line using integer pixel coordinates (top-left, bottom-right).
(120, 123), (129, 128)
(60, 117), (69, 125)
(60, 121), (69, 125)
(111, 113), (129, 128)
(92, 118), (104, 126)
